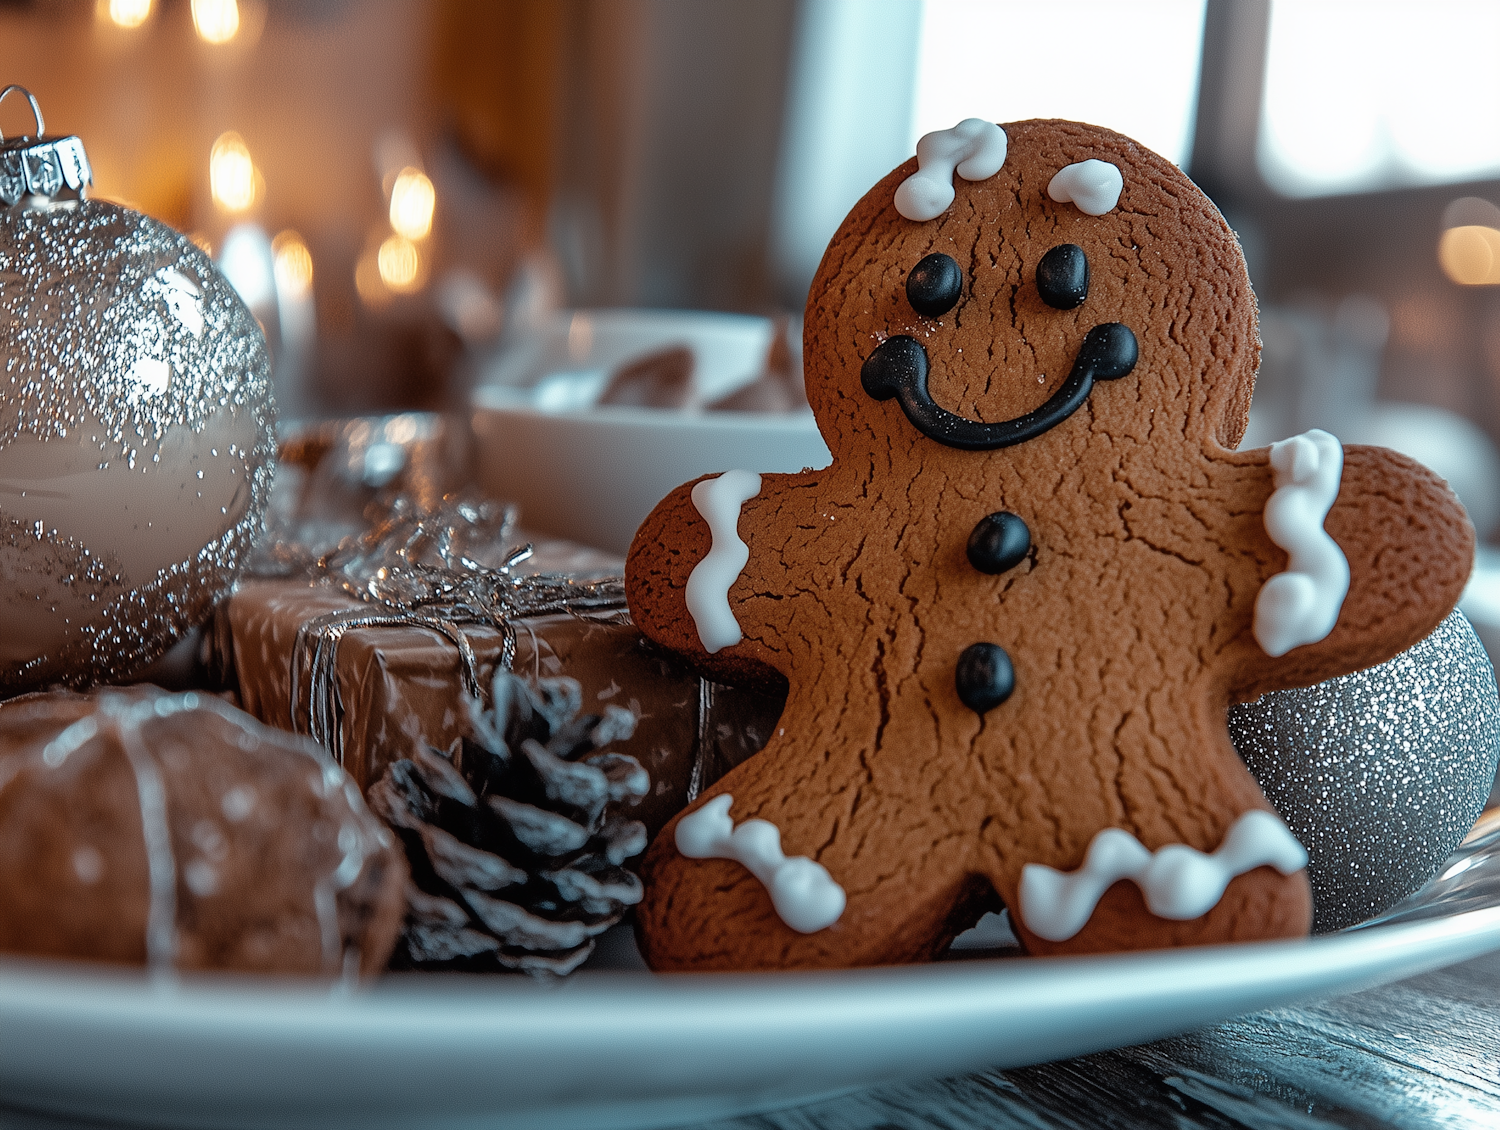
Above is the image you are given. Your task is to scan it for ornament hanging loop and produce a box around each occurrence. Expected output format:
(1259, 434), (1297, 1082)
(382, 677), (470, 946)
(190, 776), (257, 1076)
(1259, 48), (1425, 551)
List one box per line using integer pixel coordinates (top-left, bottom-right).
(0, 85), (90, 209)
(0, 85), (45, 143)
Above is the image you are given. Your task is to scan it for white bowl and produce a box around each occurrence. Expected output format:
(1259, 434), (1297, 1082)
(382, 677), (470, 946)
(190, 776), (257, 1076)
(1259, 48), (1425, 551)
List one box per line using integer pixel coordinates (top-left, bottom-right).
(471, 310), (832, 555)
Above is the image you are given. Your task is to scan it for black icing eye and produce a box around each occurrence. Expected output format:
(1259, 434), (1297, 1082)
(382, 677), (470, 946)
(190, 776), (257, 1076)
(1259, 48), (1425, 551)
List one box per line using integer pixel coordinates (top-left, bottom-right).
(1035, 244), (1089, 309)
(906, 253), (963, 317)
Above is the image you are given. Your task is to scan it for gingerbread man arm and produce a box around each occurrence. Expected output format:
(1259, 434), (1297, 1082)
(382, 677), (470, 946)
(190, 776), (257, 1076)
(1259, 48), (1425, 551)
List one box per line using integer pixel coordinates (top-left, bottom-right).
(1213, 443), (1473, 702)
(625, 470), (824, 692)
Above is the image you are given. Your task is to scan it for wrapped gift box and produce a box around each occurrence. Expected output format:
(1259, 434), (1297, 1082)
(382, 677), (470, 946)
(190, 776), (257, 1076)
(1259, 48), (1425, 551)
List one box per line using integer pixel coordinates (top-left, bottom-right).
(215, 578), (783, 840)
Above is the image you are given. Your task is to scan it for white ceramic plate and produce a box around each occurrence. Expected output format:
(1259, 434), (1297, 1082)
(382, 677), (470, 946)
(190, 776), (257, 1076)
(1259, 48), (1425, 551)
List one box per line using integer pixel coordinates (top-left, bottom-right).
(3, 883), (1499, 1130)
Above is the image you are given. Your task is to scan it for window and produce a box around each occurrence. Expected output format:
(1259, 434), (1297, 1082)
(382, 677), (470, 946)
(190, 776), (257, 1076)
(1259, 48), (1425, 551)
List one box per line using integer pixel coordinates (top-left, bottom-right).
(1258, 0), (1500, 198)
(911, 0), (1208, 167)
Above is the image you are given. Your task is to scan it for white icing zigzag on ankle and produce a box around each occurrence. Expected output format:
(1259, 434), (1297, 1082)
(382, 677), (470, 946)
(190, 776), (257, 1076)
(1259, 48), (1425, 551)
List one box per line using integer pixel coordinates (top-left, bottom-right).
(1017, 810), (1308, 942)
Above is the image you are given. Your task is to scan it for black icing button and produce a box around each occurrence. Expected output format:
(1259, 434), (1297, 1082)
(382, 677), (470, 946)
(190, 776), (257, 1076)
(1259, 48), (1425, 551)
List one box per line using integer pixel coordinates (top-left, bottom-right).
(906, 253), (963, 317)
(1036, 243), (1089, 310)
(956, 643), (1015, 714)
(967, 511), (1030, 574)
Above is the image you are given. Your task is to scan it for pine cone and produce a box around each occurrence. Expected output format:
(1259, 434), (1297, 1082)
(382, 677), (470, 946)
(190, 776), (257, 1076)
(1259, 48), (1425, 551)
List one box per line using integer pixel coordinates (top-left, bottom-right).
(368, 670), (650, 975)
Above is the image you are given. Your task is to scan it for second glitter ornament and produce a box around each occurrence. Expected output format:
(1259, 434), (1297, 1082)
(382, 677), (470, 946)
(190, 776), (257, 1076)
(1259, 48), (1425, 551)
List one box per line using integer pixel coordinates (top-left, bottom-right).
(1231, 609), (1500, 933)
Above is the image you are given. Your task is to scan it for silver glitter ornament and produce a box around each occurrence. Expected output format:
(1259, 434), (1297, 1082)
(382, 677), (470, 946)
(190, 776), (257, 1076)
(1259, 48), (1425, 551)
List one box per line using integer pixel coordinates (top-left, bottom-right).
(1229, 609), (1500, 933)
(0, 87), (273, 694)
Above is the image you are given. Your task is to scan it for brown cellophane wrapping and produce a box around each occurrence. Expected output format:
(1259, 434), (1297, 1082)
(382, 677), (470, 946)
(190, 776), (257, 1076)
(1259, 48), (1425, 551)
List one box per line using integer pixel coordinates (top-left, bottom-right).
(219, 579), (783, 840)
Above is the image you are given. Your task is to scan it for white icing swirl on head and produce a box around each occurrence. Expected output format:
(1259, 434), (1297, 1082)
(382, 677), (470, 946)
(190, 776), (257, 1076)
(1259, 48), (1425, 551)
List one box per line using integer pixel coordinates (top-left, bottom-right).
(1254, 429), (1349, 657)
(1017, 811), (1308, 942)
(894, 119), (1008, 222)
(684, 469), (761, 653)
(1046, 159), (1124, 216)
(675, 795), (846, 933)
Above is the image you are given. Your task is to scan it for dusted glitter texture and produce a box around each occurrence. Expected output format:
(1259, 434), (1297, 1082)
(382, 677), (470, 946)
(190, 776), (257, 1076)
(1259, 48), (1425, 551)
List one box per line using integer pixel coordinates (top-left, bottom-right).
(0, 201), (274, 693)
(1229, 609), (1500, 933)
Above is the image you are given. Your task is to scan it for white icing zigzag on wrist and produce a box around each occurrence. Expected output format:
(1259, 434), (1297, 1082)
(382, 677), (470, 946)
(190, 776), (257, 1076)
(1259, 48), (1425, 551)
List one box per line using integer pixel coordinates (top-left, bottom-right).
(675, 795), (846, 933)
(1254, 429), (1349, 657)
(1017, 810), (1308, 942)
(684, 469), (761, 653)
(894, 119), (1008, 222)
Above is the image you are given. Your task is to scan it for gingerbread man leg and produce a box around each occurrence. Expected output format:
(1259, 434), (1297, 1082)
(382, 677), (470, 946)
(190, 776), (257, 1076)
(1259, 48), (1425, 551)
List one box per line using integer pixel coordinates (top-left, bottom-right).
(637, 691), (999, 970)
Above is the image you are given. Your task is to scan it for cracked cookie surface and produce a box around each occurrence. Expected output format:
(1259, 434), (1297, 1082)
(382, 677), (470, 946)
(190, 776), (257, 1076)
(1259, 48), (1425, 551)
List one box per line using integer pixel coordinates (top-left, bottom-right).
(625, 120), (1473, 970)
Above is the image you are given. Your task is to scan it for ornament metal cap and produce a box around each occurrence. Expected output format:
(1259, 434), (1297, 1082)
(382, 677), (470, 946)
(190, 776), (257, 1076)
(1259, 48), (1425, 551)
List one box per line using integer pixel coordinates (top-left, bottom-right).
(0, 85), (91, 209)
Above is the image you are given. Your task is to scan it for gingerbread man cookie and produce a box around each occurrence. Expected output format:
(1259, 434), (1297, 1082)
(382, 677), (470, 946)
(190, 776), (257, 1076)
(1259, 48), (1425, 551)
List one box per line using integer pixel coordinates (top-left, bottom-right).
(625, 120), (1474, 970)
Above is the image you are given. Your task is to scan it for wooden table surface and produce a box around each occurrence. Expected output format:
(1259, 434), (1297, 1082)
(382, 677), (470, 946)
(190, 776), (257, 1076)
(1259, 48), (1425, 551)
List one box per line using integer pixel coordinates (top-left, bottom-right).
(691, 947), (1500, 1130)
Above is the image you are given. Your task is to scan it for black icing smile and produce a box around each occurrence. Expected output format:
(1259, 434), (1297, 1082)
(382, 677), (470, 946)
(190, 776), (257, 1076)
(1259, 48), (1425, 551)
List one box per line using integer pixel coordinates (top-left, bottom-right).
(860, 245), (1139, 451)
(860, 323), (1138, 451)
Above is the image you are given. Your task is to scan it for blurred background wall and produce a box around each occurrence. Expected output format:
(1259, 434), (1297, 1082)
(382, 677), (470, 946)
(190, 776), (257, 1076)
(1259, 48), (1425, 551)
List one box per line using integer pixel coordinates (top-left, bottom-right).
(3, 0), (1500, 544)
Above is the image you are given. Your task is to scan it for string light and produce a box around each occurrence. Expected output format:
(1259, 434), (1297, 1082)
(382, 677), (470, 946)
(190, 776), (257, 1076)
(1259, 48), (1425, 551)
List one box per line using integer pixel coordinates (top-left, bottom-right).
(209, 132), (256, 212)
(192, 0), (240, 44)
(272, 231), (314, 297)
(389, 168), (435, 240)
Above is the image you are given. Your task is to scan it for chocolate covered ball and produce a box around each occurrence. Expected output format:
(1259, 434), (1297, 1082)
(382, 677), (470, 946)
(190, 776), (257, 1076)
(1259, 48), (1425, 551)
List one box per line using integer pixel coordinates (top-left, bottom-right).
(0, 687), (406, 975)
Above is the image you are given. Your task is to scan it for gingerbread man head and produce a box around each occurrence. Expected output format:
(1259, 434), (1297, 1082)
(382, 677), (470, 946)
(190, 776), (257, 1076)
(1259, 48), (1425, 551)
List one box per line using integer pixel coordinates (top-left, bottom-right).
(626, 120), (1472, 970)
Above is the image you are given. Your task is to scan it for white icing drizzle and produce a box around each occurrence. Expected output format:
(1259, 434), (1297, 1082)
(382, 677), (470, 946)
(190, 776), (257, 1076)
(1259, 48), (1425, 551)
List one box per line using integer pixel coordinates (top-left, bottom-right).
(675, 795), (846, 933)
(109, 701), (180, 978)
(894, 119), (1008, 222)
(1046, 159), (1124, 216)
(685, 469), (761, 653)
(1254, 429), (1349, 658)
(1017, 810), (1308, 942)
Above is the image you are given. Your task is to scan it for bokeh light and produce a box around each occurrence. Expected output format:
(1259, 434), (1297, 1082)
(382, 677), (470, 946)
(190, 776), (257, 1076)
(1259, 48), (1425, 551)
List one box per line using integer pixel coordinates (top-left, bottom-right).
(209, 131), (256, 211)
(106, 0), (152, 29)
(1439, 226), (1500, 286)
(272, 230), (314, 297)
(355, 249), (389, 307)
(1443, 196), (1500, 231)
(191, 0), (240, 44)
(217, 224), (276, 309)
(389, 167), (435, 240)
(377, 234), (422, 293)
